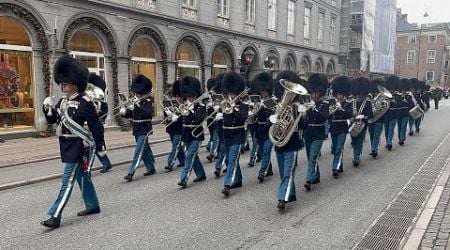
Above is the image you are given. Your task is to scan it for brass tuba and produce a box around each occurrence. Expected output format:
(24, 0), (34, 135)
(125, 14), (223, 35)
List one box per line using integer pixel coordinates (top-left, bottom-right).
(84, 83), (105, 113)
(368, 85), (392, 124)
(269, 79), (309, 147)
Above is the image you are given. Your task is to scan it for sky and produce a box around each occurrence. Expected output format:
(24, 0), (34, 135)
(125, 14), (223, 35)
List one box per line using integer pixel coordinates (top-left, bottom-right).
(397, 0), (450, 24)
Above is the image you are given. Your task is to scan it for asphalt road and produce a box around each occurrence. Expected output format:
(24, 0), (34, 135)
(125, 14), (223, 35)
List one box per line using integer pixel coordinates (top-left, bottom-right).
(1, 100), (450, 249)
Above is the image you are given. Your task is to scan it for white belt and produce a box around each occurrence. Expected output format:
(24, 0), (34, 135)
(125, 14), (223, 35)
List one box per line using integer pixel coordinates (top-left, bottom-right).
(331, 119), (348, 122)
(223, 125), (245, 130)
(133, 119), (151, 123)
(308, 124), (325, 127)
(183, 124), (198, 128)
(59, 134), (79, 138)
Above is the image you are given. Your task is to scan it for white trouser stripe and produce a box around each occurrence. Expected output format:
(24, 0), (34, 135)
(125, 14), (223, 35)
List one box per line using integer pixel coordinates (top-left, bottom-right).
(186, 144), (198, 180)
(54, 163), (78, 218)
(230, 145), (241, 185)
(133, 135), (148, 172)
(284, 151), (297, 201)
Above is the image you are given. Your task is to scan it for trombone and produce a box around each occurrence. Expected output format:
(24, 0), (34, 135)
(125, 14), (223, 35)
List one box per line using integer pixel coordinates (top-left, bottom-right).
(109, 91), (153, 118)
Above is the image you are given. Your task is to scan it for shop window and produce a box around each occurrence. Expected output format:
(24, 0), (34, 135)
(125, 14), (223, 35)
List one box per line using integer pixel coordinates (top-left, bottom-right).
(69, 29), (106, 98)
(176, 41), (200, 80)
(131, 37), (157, 115)
(0, 17), (34, 132)
(212, 48), (229, 77)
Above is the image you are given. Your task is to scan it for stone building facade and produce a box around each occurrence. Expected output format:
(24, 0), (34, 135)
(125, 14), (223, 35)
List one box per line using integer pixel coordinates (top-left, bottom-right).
(0, 0), (342, 136)
(395, 11), (450, 86)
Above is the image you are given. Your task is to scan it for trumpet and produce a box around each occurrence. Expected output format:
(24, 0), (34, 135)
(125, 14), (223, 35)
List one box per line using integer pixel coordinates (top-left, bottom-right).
(190, 93), (226, 138)
(221, 88), (250, 114)
(179, 91), (210, 116)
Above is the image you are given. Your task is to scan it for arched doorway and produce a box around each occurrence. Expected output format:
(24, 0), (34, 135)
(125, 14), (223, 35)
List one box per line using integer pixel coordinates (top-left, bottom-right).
(300, 56), (311, 77)
(283, 53), (297, 72)
(314, 58), (324, 73)
(326, 61), (335, 75)
(130, 37), (158, 115)
(0, 17), (34, 131)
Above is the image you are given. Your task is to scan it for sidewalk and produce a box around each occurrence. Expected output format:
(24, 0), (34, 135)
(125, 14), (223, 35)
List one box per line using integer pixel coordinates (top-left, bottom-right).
(0, 125), (169, 168)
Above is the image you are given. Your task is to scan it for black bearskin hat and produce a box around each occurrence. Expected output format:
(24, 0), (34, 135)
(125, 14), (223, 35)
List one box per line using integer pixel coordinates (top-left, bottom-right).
(131, 74), (152, 95)
(308, 73), (328, 96)
(206, 78), (216, 92)
(370, 79), (385, 93)
(385, 75), (400, 91)
(171, 80), (181, 97)
(274, 70), (302, 99)
(418, 81), (426, 91)
(399, 78), (411, 91)
(252, 72), (274, 95)
(54, 55), (89, 93)
(179, 76), (201, 98)
(410, 78), (420, 90)
(88, 73), (106, 92)
(331, 76), (351, 96)
(351, 77), (370, 95)
(221, 72), (245, 94)
(214, 73), (224, 94)
(425, 84), (431, 91)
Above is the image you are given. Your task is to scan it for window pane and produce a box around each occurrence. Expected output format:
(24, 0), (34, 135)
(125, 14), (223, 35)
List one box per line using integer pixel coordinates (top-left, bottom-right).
(318, 13), (325, 43)
(0, 17), (31, 46)
(69, 29), (103, 53)
(177, 41), (198, 62)
(304, 7), (311, 42)
(131, 37), (156, 58)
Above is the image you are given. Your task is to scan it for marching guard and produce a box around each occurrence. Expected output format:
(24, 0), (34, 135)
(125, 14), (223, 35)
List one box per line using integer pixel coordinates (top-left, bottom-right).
(384, 75), (400, 151)
(303, 73), (329, 191)
(221, 72), (249, 197)
(88, 73), (113, 173)
(270, 71), (306, 209)
(368, 79), (387, 158)
(397, 79), (415, 145)
(121, 74), (156, 182)
(41, 55), (105, 228)
(163, 80), (185, 172)
(328, 76), (353, 177)
(408, 78), (424, 135)
(251, 72), (275, 182)
(349, 77), (373, 167)
(177, 76), (207, 188)
(212, 74), (228, 177)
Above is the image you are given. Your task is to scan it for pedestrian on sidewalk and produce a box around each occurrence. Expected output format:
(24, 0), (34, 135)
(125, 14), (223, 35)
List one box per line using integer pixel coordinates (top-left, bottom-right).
(121, 74), (156, 182)
(163, 80), (185, 172)
(88, 73), (113, 173)
(41, 55), (105, 229)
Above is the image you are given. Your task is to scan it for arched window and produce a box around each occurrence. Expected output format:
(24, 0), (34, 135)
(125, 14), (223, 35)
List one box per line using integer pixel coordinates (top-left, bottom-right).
(0, 17), (34, 131)
(69, 29), (105, 79)
(326, 62), (335, 74)
(130, 37), (158, 115)
(284, 54), (296, 71)
(176, 40), (200, 78)
(300, 57), (311, 76)
(212, 47), (230, 77)
(264, 51), (279, 78)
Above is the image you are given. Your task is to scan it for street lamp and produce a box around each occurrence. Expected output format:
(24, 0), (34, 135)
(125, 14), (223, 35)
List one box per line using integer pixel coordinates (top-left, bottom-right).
(243, 49), (255, 64)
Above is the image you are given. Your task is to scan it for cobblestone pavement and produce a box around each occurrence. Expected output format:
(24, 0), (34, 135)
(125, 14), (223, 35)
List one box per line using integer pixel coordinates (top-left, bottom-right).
(0, 125), (169, 167)
(420, 177), (450, 250)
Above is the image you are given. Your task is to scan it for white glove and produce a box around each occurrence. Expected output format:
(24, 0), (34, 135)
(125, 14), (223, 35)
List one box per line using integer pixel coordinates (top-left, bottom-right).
(215, 112), (223, 121)
(120, 107), (127, 115)
(248, 110), (254, 116)
(171, 114), (179, 122)
(356, 114), (365, 120)
(43, 97), (53, 107)
(164, 109), (173, 117)
(213, 105), (220, 112)
(269, 114), (278, 124)
(97, 150), (107, 157)
(188, 105), (195, 113)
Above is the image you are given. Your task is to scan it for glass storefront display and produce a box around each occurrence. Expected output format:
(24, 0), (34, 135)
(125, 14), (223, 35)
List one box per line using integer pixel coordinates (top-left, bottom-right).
(176, 41), (200, 80)
(0, 17), (34, 132)
(69, 29), (106, 94)
(130, 37), (157, 115)
(212, 48), (229, 77)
